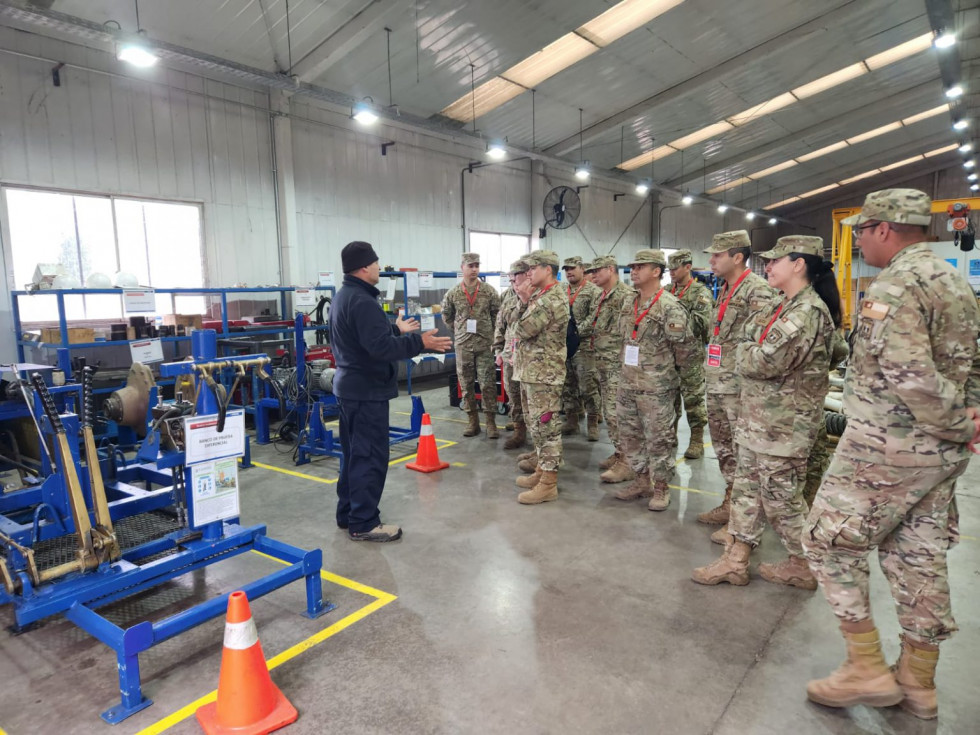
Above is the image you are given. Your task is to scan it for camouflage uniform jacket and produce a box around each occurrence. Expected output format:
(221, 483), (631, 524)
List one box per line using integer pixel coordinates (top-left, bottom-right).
(441, 279), (501, 351)
(706, 270), (776, 395)
(513, 282), (570, 386)
(734, 285), (835, 458)
(567, 279), (602, 335)
(670, 277), (713, 346)
(617, 289), (696, 393)
(584, 280), (635, 366)
(838, 242), (980, 466)
(493, 287), (522, 365)
(830, 329), (849, 367)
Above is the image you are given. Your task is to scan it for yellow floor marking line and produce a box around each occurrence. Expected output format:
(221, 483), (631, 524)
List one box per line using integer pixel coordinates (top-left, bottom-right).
(669, 483), (723, 497)
(250, 439), (456, 484)
(136, 556), (396, 735)
(396, 410), (471, 425)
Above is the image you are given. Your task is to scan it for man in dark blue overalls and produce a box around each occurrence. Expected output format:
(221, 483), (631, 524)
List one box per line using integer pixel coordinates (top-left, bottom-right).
(329, 241), (452, 541)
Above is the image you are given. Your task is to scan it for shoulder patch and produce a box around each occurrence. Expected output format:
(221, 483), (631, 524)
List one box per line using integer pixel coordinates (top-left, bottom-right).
(860, 300), (889, 320)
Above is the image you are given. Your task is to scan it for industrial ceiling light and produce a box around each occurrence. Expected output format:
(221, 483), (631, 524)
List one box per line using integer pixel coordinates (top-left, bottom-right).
(965, 160), (976, 169)
(972, 183), (980, 191)
(767, 217), (778, 225)
(117, 41), (158, 68)
(575, 164), (591, 180)
(681, 194), (693, 205)
(953, 119), (969, 131)
(353, 103), (379, 125)
(969, 173), (978, 181)
(635, 180), (650, 195)
(946, 85), (965, 99)
(960, 143), (973, 153)
(486, 143), (506, 160)
(745, 211), (755, 221)
(934, 32), (956, 49)
(717, 203), (729, 213)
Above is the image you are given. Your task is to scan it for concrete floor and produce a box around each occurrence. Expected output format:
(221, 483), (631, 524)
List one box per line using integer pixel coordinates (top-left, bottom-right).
(2, 384), (979, 734)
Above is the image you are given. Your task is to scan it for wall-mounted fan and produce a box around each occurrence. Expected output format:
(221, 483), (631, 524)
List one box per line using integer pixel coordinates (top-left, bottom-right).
(541, 186), (581, 237)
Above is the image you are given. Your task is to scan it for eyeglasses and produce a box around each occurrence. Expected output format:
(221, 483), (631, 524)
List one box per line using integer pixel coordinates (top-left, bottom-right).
(852, 221), (879, 238)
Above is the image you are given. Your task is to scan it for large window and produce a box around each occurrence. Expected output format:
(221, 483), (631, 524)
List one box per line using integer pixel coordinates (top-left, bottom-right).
(469, 231), (530, 292)
(3, 188), (205, 322)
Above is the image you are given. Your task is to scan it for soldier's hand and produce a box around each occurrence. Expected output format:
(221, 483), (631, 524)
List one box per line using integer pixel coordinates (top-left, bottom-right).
(966, 407), (980, 454)
(515, 278), (534, 303)
(396, 312), (420, 334)
(422, 330), (453, 352)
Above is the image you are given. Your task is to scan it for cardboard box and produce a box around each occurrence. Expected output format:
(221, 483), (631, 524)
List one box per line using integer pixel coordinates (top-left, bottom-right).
(162, 314), (203, 329)
(39, 327), (95, 344)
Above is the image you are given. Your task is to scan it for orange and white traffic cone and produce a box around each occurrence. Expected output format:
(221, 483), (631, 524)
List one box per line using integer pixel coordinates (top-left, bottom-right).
(196, 590), (298, 735)
(406, 413), (449, 473)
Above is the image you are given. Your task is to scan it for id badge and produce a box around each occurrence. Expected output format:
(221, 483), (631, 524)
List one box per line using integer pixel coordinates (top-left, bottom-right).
(624, 344), (640, 366)
(707, 343), (722, 368)
(466, 319), (478, 333)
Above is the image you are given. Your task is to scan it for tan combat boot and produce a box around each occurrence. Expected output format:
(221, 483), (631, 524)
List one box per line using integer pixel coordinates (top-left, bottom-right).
(600, 456), (635, 484)
(684, 425), (705, 459)
(691, 540), (751, 586)
(518, 470), (558, 504)
(598, 451), (619, 470)
(614, 470), (652, 500)
(561, 411), (580, 436)
(892, 636), (940, 719)
(696, 482), (732, 525)
(517, 450), (536, 462)
(587, 414), (600, 442)
(463, 412), (481, 437)
(503, 422), (526, 450)
(806, 627), (903, 709)
(518, 457), (538, 473)
(504, 421), (514, 431)
(516, 467), (542, 489)
(758, 556), (817, 590)
(647, 480), (671, 511)
(710, 527), (730, 545)
(485, 412), (499, 439)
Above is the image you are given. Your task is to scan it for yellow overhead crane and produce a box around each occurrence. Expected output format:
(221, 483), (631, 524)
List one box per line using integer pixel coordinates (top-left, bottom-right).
(831, 197), (980, 329)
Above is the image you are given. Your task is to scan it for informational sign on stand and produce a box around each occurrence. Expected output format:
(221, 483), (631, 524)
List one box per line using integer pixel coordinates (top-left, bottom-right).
(405, 271), (420, 298)
(970, 259), (980, 285)
(418, 272), (434, 288)
(318, 271), (335, 287)
(456, 271), (464, 281)
(421, 315), (436, 331)
(499, 273), (511, 286)
(190, 458), (240, 524)
(129, 338), (164, 364)
(184, 410), (245, 465)
(294, 288), (317, 308)
(385, 277), (397, 300)
(123, 288), (156, 313)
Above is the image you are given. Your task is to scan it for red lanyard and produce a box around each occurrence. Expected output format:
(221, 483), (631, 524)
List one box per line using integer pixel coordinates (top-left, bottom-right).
(671, 279), (693, 299)
(463, 281), (480, 308)
(713, 270), (750, 337)
(632, 289), (663, 339)
(568, 281), (586, 305)
(759, 304), (784, 344)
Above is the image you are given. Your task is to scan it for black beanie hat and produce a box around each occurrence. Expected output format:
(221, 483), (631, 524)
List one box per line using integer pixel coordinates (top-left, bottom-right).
(342, 241), (379, 274)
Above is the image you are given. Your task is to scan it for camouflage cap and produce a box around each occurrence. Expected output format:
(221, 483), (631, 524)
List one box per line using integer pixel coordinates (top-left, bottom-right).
(562, 256), (585, 269)
(461, 252), (480, 265)
(840, 188), (932, 226)
(667, 249), (693, 268)
(582, 260), (596, 272)
(628, 249), (667, 267)
(703, 229), (751, 253)
(757, 235), (824, 260)
(508, 257), (531, 274)
(526, 250), (560, 267)
(590, 255), (618, 269)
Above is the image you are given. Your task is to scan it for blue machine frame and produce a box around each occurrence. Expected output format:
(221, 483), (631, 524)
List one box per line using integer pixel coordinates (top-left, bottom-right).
(0, 330), (334, 724)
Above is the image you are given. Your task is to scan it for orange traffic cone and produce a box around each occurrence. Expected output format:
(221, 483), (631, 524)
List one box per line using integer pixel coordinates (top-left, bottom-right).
(196, 590), (298, 735)
(406, 413), (449, 473)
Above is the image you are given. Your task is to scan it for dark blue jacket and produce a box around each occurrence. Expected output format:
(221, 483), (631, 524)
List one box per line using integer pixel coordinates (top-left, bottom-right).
(330, 274), (424, 401)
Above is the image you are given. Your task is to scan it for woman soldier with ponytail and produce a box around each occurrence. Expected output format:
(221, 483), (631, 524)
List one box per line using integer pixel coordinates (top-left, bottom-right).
(692, 235), (841, 590)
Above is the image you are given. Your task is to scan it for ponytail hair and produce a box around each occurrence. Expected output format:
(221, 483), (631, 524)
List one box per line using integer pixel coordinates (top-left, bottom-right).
(790, 253), (842, 328)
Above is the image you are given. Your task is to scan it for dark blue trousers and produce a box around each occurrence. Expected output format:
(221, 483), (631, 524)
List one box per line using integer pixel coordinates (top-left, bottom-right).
(336, 398), (390, 533)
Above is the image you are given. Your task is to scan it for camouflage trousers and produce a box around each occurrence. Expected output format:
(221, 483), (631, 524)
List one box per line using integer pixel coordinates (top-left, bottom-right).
(561, 349), (600, 416)
(802, 455), (967, 644)
(729, 446), (808, 556)
(803, 420), (830, 506)
(596, 363), (622, 450)
(502, 360), (523, 426)
(617, 388), (678, 484)
(672, 358), (708, 433)
(706, 391), (740, 486)
(520, 382), (563, 472)
(456, 346), (497, 414)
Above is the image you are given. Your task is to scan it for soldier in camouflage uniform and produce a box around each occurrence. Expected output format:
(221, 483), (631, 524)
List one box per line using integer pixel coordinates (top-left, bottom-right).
(700, 230), (776, 525)
(667, 249), (712, 459)
(512, 250), (570, 504)
(692, 236), (836, 590)
(560, 256), (602, 440)
(442, 253), (501, 438)
(802, 189), (980, 719)
(613, 249), (698, 510)
(493, 258), (532, 450)
(582, 256), (637, 483)
(803, 329), (849, 505)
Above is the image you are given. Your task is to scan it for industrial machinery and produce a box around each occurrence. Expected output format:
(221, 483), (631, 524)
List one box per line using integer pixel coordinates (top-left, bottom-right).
(0, 330), (333, 724)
